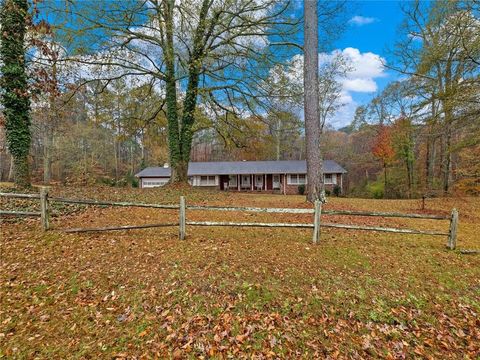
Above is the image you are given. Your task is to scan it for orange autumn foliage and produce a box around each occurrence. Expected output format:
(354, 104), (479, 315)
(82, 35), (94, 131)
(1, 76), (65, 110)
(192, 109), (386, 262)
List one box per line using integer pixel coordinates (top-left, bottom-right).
(372, 125), (395, 166)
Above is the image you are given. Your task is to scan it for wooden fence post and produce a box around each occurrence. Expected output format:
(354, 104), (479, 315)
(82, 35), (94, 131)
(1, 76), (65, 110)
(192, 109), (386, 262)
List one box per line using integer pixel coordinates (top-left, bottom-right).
(312, 200), (321, 244)
(447, 208), (458, 250)
(40, 187), (50, 231)
(179, 196), (186, 240)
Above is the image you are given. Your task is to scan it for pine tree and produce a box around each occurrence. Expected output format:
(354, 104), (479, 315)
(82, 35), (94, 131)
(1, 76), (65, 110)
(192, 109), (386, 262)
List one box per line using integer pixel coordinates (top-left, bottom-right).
(304, 0), (324, 202)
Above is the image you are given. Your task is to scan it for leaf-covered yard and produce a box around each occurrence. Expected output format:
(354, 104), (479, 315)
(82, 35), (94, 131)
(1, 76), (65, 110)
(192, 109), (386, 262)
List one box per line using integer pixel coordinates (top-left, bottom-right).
(1, 187), (479, 359)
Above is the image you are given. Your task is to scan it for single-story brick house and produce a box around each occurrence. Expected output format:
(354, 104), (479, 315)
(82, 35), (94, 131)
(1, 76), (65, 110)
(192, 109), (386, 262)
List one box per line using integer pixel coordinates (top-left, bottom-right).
(136, 160), (347, 195)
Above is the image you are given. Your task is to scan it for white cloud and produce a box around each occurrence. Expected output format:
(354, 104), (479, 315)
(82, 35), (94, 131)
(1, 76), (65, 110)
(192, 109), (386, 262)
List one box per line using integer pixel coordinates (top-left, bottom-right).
(342, 78), (378, 92)
(348, 15), (378, 26)
(327, 48), (387, 126)
(330, 93), (358, 128)
(341, 47), (385, 81)
(268, 47), (387, 127)
(316, 47), (386, 92)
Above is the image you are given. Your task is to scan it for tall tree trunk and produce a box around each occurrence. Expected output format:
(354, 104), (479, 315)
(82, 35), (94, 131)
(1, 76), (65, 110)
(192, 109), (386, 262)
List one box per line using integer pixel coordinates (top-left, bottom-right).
(8, 153), (14, 181)
(442, 104), (453, 194)
(440, 59), (455, 194)
(425, 135), (433, 192)
(406, 159), (413, 198)
(140, 130), (146, 169)
(83, 139), (88, 184)
(163, 0), (181, 182)
(429, 137), (437, 190)
(130, 142), (134, 174)
(177, 62), (202, 182)
(276, 135), (281, 161)
(429, 136), (436, 189)
(425, 98), (437, 192)
(438, 135), (444, 186)
(13, 154), (29, 187)
(384, 162), (387, 197)
(1, 0), (31, 188)
(407, 132), (414, 198)
(104, 136), (108, 173)
(43, 126), (52, 184)
(164, 0), (211, 183)
(276, 118), (281, 160)
(114, 138), (119, 181)
(304, 0), (324, 202)
(44, 59), (58, 185)
(443, 127), (452, 194)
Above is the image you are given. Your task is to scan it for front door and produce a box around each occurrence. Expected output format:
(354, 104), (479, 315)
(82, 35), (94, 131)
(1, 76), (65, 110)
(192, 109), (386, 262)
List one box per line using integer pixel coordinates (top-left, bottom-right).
(241, 175), (250, 188)
(255, 175), (263, 190)
(273, 175), (280, 189)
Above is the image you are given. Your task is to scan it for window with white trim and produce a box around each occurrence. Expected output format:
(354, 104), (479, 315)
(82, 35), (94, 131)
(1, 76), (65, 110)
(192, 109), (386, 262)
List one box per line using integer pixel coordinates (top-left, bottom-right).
(288, 174), (306, 185)
(143, 178), (168, 187)
(324, 174), (337, 185)
(200, 175), (216, 186)
(228, 175), (237, 187)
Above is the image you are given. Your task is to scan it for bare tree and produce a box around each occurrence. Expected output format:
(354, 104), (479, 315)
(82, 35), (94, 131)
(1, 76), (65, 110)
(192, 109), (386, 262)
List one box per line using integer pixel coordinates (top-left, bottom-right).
(391, 0), (480, 193)
(49, 0), (298, 183)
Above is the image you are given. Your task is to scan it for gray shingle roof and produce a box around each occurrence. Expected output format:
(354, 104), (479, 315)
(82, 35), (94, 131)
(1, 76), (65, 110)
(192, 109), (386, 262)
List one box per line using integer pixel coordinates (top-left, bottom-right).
(136, 160), (346, 177)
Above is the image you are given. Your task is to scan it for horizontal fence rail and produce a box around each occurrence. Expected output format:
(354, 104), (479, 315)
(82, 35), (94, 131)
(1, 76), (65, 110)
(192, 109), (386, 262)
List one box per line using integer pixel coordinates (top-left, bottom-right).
(185, 221), (448, 236)
(49, 197), (179, 209)
(320, 222), (448, 236)
(0, 192), (40, 199)
(0, 190), (459, 250)
(186, 221), (315, 228)
(321, 210), (449, 220)
(187, 205), (314, 214)
(0, 210), (41, 217)
(65, 223), (179, 233)
(186, 205), (450, 220)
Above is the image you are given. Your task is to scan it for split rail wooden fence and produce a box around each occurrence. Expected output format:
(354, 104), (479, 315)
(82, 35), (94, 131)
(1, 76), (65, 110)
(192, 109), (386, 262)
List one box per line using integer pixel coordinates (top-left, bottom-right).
(1, 188), (459, 250)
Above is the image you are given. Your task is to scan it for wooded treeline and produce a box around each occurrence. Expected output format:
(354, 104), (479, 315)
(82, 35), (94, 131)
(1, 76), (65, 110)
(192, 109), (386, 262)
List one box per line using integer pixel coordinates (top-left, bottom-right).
(0, 77), (307, 186)
(0, 0), (478, 197)
(339, 0), (480, 197)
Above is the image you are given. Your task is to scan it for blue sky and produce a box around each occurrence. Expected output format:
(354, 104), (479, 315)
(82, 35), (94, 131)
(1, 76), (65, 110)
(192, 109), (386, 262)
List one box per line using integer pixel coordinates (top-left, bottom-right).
(327, 0), (406, 127)
(336, 1), (403, 56)
(43, 0), (408, 129)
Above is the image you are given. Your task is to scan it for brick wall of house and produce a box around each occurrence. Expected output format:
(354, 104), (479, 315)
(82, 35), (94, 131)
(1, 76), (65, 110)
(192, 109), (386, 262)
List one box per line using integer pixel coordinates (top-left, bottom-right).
(285, 183), (336, 195)
(325, 183), (336, 192)
(284, 184), (300, 195)
(283, 173), (344, 195)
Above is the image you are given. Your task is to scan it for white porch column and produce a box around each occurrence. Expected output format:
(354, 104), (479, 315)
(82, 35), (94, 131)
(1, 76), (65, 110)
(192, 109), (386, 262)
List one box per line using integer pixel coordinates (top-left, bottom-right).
(237, 174), (240, 191)
(251, 174), (254, 191)
(264, 174), (267, 191)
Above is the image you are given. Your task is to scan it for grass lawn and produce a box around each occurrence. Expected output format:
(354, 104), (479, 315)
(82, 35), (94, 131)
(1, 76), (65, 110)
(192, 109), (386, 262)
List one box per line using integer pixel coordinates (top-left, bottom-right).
(1, 186), (479, 358)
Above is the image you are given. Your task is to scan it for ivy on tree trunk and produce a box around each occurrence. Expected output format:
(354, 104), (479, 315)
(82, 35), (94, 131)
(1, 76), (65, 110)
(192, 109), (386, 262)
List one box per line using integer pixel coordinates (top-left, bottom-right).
(0, 0), (31, 188)
(164, 0), (211, 183)
(53, 0), (296, 185)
